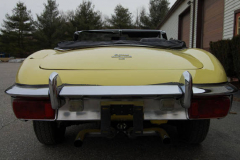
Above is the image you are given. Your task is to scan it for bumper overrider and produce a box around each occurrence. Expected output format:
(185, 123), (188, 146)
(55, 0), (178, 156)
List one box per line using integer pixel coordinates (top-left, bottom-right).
(5, 71), (237, 121)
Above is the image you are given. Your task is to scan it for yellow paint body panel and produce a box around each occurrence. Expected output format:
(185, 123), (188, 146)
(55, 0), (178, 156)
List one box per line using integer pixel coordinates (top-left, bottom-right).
(16, 47), (227, 85)
(40, 47), (203, 70)
(150, 120), (168, 125)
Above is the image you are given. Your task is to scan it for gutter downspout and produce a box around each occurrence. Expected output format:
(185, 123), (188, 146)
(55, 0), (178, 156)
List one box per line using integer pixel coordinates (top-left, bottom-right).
(191, 0), (196, 48)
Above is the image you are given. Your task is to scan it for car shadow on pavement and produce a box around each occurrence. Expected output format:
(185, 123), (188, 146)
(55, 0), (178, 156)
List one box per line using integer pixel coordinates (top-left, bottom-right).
(41, 123), (204, 160)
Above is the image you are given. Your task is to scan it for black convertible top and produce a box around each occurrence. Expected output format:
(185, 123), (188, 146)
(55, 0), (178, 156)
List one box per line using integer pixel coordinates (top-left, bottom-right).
(55, 29), (186, 50)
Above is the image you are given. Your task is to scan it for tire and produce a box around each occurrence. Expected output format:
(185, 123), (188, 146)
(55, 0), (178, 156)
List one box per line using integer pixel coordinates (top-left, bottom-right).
(33, 121), (66, 145)
(176, 119), (210, 144)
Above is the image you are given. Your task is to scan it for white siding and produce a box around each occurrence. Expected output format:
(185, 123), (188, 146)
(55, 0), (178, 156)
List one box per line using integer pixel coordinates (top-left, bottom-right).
(223, 0), (240, 39)
(160, 1), (189, 41)
(189, 1), (194, 47)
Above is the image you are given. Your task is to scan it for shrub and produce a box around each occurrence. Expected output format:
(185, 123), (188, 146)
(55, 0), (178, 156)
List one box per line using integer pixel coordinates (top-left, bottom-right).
(231, 35), (240, 80)
(210, 40), (235, 77)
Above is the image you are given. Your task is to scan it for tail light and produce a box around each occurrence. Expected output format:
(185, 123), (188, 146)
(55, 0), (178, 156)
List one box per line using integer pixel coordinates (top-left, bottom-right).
(12, 98), (55, 120)
(188, 96), (231, 119)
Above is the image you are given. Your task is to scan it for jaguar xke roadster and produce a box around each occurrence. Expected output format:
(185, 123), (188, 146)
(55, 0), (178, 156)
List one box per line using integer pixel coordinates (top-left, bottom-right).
(5, 29), (237, 146)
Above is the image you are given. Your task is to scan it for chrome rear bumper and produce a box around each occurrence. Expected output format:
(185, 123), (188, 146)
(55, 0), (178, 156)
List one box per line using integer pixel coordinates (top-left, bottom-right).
(5, 71), (238, 121)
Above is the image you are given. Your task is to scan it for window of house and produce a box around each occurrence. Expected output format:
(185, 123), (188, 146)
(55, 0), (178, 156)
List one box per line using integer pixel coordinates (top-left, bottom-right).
(238, 16), (240, 35)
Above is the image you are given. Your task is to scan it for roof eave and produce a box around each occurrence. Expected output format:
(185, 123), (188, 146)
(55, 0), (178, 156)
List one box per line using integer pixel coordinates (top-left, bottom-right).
(157, 0), (185, 29)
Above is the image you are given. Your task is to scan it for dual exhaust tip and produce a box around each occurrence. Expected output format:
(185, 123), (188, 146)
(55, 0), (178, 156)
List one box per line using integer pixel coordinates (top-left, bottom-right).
(162, 135), (171, 145)
(74, 138), (83, 147)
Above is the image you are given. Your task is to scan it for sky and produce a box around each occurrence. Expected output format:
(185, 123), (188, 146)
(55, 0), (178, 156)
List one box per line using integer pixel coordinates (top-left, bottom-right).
(0, 0), (176, 26)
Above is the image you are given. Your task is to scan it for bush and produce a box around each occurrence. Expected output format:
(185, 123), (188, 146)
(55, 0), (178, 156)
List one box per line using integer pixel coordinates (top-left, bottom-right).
(231, 35), (240, 80)
(210, 40), (235, 77)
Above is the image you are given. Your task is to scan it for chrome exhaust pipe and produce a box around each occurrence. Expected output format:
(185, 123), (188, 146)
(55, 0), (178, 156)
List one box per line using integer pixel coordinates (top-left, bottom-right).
(74, 129), (101, 147)
(161, 134), (171, 144)
(74, 131), (85, 147)
(156, 128), (171, 144)
(143, 128), (171, 144)
(74, 138), (83, 147)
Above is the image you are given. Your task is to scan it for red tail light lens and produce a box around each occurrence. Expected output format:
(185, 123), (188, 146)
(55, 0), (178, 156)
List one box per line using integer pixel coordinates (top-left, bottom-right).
(12, 98), (55, 119)
(188, 96), (231, 119)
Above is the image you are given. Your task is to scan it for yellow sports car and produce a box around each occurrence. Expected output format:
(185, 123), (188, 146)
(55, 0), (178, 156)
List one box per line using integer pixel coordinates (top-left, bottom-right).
(5, 29), (237, 147)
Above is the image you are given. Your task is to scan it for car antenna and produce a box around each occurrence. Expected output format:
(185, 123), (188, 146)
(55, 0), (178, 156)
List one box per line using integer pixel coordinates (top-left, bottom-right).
(119, 30), (122, 37)
(73, 31), (80, 41)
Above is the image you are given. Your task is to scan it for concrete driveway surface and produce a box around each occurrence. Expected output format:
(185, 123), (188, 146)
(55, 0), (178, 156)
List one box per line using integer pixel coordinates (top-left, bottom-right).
(0, 63), (240, 160)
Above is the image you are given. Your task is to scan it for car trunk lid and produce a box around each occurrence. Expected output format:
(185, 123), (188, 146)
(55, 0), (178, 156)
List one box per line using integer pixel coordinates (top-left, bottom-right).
(40, 47), (203, 70)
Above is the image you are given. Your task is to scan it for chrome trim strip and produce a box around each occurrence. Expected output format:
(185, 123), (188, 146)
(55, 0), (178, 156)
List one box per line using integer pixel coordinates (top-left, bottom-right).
(5, 85), (49, 97)
(49, 72), (63, 109)
(192, 83), (238, 96)
(59, 85), (182, 97)
(5, 83), (237, 98)
(5, 71), (238, 100)
(179, 71), (193, 108)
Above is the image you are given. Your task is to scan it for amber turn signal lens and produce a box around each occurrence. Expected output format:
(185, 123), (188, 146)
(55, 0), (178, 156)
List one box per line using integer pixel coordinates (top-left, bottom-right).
(188, 96), (231, 119)
(12, 98), (55, 119)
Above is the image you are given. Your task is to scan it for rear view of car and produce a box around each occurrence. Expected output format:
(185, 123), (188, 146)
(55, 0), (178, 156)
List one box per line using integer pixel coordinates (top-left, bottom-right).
(5, 29), (237, 146)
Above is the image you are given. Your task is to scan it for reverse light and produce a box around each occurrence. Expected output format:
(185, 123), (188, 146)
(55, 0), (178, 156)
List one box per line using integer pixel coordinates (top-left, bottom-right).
(12, 98), (55, 120)
(188, 96), (231, 119)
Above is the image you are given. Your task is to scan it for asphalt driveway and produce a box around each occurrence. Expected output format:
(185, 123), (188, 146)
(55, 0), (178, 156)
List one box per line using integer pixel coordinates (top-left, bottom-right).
(0, 63), (240, 160)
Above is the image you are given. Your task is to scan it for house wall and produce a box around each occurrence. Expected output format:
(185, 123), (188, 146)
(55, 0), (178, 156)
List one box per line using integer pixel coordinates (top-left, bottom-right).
(202, 0), (224, 50)
(160, 0), (191, 45)
(160, 0), (238, 48)
(193, 0), (199, 48)
(179, 8), (191, 47)
(223, 0), (240, 39)
(189, 1), (194, 47)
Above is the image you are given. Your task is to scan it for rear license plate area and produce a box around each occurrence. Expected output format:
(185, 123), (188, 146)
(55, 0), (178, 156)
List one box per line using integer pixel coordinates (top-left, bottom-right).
(100, 101), (144, 135)
(100, 101), (143, 116)
(110, 105), (133, 115)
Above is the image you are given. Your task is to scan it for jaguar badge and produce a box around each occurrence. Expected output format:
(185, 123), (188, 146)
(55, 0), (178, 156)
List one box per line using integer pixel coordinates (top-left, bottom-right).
(112, 54), (132, 60)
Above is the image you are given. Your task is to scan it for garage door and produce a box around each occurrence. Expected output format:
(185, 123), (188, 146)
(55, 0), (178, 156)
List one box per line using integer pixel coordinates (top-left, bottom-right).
(179, 8), (190, 48)
(202, 0), (224, 50)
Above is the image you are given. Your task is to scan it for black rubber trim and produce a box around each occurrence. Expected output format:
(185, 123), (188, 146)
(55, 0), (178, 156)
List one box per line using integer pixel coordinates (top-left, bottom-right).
(15, 83), (49, 88)
(15, 83), (100, 87)
(14, 82), (231, 88)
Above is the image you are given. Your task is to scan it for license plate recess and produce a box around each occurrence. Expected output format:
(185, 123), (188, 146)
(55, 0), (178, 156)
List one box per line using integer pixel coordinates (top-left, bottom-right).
(101, 101), (144, 135)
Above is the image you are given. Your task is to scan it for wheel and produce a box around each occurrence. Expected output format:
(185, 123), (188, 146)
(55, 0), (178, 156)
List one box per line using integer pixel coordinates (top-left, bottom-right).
(175, 119), (210, 144)
(33, 121), (66, 145)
